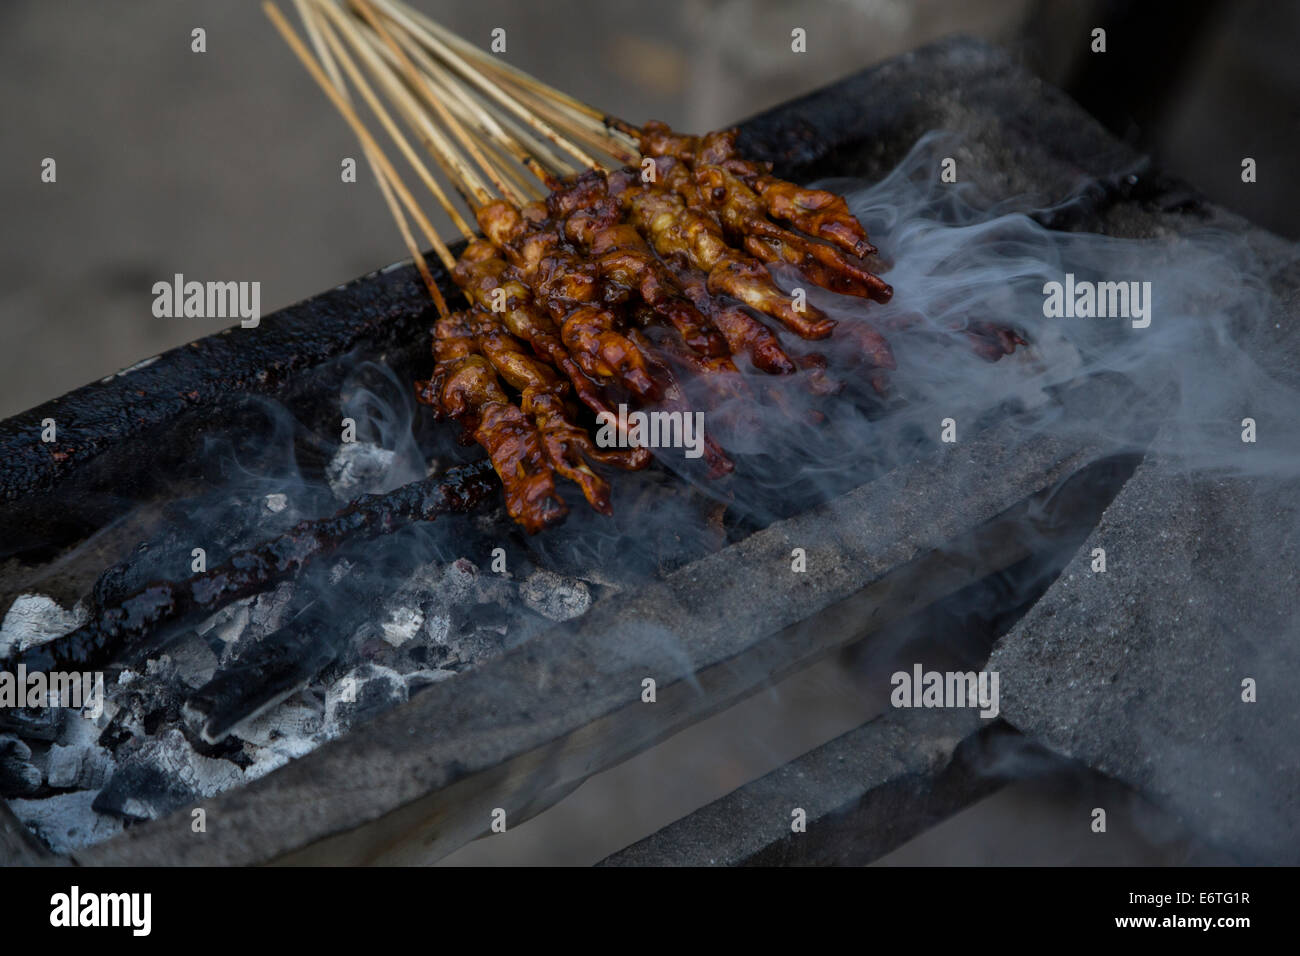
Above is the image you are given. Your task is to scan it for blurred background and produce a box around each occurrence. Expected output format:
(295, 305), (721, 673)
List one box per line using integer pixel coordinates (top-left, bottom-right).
(1, 0), (1297, 419)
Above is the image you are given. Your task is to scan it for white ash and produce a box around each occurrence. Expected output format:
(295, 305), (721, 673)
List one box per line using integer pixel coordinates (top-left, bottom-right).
(327, 441), (397, 501)
(45, 703), (115, 790)
(247, 581), (296, 636)
(329, 558), (356, 586)
(230, 694), (323, 749)
(100, 729), (243, 819)
(424, 612), (451, 646)
(263, 493), (289, 514)
(46, 741), (113, 790)
(404, 669), (456, 693)
(358, 561), (518, 671)
(165, 632), (220, 689)
(243, 730), (319, 782)
(441, 558), (483, 604)
(8, 791), (123, 854)
(520, 571), (591, 621)
(0, 594), (87, 658)
(197, 582), (295, 664)
(380, 605), (425, 648)
(196, 600), (251, 648)
(322, 663), (407, 738)
(235, 694), (325, 782)
(6, 549), (602, 853)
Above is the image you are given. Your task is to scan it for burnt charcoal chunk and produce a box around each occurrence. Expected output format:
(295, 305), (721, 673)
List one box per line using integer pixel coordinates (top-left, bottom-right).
(322, 663), (407, 737)
(0, 705), (63, 741)
(91, 491), (309, 610)
(0, 734), (42, 797)
(93, 730), (243, 822)
(93, 762), (197, 822)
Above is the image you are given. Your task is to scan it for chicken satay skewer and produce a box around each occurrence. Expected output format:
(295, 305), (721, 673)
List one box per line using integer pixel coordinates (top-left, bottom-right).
(343, 0), (899, 362)
(274, 0), (585, 530)
(321, 21), (644, 464)
(368, 38), (734, 475)
(323, 1), (661, 500)
(341, 6), (668, 407)
(380, 31), (885, 284)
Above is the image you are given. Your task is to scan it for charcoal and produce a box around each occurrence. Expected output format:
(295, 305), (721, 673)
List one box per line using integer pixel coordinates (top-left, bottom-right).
(166, 632), (219, 689)
(519, 571), (592, 622)
(379, 606), (424, 648)
(93, 729), (242, 822)
(423, 612), (451, 646)
(9, 460), (496, 677)
(46, 741), (112, 790)
(231, 695), (323, 748)
(94, 488), (311, 610)
(0, 734), (42, 796)
(322, 663), (407, 738)
(440, 558), (482, 604)
(326, 441), (397, 501)
(0, 704), (63, 741)
(185, 625), (337, 745)
(93, 761), (197, 822)
(246, 582), (296, 637)
(0, 594), (86, 658)
(8, 791), (124, 854)
(235, 696), (324, 782)
(185, 567), (376, 743)
(196, 600), (252, 651)
(443, 627), (506, 669)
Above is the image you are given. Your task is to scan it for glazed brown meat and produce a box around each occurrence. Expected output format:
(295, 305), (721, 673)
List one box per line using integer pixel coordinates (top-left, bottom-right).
(417, 309), (567, 532)
(618, 178), (837, 339)
(639, 122), (879, 260)
(416, 123), (1024, 532)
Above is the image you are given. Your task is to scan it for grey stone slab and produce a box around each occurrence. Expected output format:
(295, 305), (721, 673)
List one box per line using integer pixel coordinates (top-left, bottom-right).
(990, 458), (1300, 863)
(989, 241), (1300, 863)
(599, 707), (989, 867)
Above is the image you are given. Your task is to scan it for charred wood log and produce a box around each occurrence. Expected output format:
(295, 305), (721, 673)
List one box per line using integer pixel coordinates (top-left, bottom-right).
(5, 460), (497, 677)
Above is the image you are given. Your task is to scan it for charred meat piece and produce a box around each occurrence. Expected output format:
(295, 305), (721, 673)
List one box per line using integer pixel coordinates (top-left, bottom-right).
(418, 309), (567, 533)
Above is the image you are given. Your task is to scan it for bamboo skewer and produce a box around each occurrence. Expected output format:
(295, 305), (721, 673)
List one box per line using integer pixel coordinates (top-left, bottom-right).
(310, 0), (484, 231)
(263, 1), (453, 318)
(367, 0), (644, 158)
(351, 0), (507, 204)
(369, 0), (615, 130)
(298, 2), (449, 312)
(364, 0), (608, 171)
(387, 26), (559, 189)
(270, 0), (658, 319)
